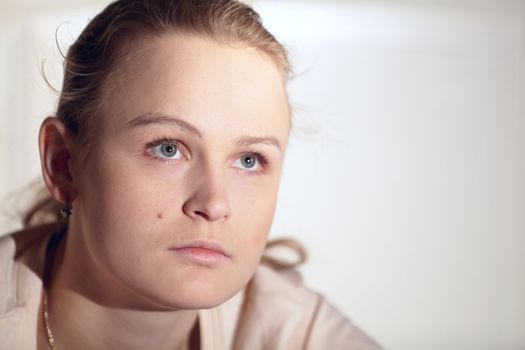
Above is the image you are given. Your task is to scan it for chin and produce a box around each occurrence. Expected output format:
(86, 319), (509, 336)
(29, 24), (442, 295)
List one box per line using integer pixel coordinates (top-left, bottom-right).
(136, 273), (248, 311)
(122, 257), (259, 311)
(185, 275), (248, 307)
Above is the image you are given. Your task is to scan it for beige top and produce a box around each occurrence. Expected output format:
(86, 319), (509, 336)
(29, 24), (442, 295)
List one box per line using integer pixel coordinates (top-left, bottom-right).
(0, 224), (382, 349)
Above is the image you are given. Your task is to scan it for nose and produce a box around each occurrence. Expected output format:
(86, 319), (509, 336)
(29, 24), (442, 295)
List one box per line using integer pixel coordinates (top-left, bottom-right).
(182, 168), (231, 222)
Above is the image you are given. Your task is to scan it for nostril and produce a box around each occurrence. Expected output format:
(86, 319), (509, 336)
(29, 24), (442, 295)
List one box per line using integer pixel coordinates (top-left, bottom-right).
(194, 210), (210, 220)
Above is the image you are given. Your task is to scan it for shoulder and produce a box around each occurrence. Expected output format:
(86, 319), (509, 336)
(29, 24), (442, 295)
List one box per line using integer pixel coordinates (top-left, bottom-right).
(248, 264), (317, 312)
(232, 265), (383, 350)
(0, 223), (55, 313)
(0, 224), (58, 348)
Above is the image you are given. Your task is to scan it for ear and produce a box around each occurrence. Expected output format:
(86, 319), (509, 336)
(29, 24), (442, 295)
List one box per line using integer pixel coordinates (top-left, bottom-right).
(38, 117), (78, 204)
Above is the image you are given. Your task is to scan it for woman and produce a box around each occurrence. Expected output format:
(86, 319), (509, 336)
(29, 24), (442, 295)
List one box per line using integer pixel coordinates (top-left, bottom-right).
(0, 0), (382, 349)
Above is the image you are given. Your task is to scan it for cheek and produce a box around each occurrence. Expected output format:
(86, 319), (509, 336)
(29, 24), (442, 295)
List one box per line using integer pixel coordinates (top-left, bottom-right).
(76, 150), (181, 256)
(83, 145), (181, 210)
(229, 179), (279, 256)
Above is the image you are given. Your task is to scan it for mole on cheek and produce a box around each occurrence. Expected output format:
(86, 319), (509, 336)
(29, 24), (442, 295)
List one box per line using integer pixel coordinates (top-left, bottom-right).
(157, 212), (163, 219)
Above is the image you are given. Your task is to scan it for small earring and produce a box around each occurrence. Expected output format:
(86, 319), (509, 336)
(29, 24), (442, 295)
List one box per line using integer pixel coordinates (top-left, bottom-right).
(60, 202), (72, 219)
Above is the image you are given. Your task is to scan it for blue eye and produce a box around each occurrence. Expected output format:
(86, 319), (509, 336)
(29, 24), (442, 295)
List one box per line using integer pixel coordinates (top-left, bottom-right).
(234, 153), (263, 172)
(240, 154), (256, 168)
(151, 143), (183, 160)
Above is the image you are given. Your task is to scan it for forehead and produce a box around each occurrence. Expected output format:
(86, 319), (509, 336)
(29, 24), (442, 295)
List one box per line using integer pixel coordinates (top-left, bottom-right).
(98, 34), (290, 140)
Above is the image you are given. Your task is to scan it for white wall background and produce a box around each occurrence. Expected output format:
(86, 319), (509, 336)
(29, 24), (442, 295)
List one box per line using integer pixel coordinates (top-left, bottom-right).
(0, 1), (524, 349)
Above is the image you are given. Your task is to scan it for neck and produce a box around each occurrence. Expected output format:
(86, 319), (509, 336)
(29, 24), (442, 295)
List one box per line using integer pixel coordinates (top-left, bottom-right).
(44, 228), (199, 350)
(46, 287), (198, 350)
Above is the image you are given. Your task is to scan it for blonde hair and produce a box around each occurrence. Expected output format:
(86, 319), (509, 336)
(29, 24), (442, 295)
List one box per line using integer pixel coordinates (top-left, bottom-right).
(24, 0), (305, 268)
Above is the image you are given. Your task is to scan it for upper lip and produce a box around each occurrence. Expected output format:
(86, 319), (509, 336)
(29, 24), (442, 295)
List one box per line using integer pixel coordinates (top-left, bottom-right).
(169, 240), (231, 257)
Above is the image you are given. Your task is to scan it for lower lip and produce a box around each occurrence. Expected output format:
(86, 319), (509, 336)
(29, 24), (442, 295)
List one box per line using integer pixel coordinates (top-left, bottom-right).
(170, 247), (230, 266)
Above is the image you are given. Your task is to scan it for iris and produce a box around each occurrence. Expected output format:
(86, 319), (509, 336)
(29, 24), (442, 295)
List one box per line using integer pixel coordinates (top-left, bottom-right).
(240, 154), (256, 168)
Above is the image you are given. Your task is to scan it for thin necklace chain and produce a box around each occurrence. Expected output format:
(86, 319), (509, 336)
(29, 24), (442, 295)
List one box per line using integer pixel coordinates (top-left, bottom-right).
(42, 289), (56, 350)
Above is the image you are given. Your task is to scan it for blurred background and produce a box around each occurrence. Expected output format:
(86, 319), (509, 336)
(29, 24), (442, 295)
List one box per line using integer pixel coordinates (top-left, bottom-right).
(0, 0), (524, 349)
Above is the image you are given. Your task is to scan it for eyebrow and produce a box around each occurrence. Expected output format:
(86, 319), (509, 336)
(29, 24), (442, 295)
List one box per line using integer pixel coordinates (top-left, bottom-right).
(237, 136), (281, 152)
(127, 112), (281, 151)
(126, 112), (202, 137)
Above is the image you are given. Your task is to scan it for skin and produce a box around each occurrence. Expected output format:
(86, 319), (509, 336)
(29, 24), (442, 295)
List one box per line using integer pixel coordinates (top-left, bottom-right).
(38, 34), (290, 349)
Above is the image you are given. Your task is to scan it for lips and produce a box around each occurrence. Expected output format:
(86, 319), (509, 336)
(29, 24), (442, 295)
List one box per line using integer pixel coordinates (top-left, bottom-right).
(168, 240), (231, 266)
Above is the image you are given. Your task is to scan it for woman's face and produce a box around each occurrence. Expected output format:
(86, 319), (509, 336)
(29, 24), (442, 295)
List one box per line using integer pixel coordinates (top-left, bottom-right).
(69, 34), (290, 309)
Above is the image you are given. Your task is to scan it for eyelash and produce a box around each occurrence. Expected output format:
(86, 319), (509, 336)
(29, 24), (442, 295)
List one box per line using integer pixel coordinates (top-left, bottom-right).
(143, 136), (270, 175)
